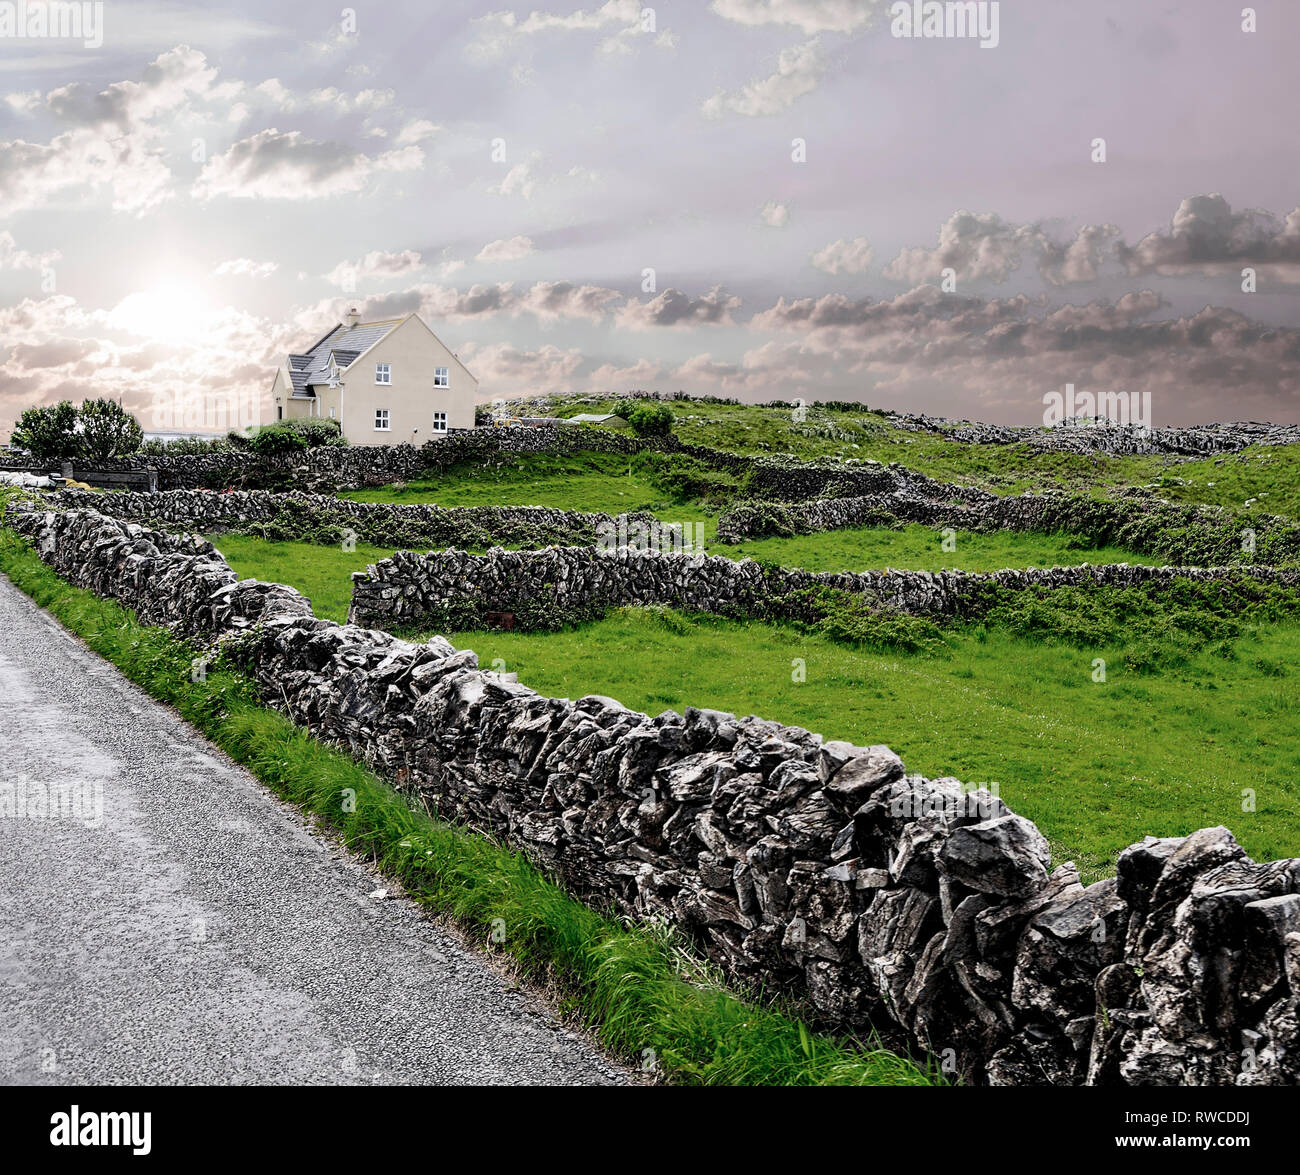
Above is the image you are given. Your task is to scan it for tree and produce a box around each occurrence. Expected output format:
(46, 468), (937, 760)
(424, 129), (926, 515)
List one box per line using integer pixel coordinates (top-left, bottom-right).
(78, 398), (143, 460)
(628, 402), (675, 438)
(11, 401), (81, 462)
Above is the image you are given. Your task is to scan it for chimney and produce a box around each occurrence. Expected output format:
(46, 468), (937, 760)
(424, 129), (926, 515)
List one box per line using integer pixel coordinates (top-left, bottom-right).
(344, 307), (360, 328)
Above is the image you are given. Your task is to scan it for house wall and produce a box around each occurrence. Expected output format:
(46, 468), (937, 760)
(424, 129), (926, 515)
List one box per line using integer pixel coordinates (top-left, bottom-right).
(338, 316), (478, 446)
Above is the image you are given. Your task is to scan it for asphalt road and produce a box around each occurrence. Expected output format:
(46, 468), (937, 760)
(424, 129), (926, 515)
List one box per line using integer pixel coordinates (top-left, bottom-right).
(0, 574), (629, 1086)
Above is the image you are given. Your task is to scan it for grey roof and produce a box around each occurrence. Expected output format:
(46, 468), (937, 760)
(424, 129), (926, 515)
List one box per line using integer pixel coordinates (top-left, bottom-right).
(567, 412), (627, 424)
(286, 319), (403, 390)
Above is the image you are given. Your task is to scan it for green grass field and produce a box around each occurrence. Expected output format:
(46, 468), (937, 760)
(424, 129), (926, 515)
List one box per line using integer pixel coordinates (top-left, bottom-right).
(440, 607), (1300, 884)
(342, 451), (718, 527)
(725, 523), (1157, 573)
(552, 397), (1300, 517)
(211, 522), (1157, 624)
(209, 526), (1300, 882)
(202, 404), (1300, 890)
(207, 532), (399, 622)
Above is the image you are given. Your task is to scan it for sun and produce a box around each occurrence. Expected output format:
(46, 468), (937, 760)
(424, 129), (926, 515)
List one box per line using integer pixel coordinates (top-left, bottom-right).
(110, 285), (210, 343)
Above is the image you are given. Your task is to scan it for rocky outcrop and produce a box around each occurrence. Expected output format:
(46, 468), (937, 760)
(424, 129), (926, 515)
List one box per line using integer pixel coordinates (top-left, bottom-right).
(347, 544), (1300, 632)
(7, 498), (1299, 1086)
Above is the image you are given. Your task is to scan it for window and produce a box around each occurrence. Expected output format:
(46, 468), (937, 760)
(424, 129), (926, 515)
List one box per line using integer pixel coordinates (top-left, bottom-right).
(374, 409), (390, 431)
(432, 411), (448, 432)
(434, 366), (449, 388)
(375, 363), (391, 384)
(276, 406), (283, 421)
(328, 407), (336, 419)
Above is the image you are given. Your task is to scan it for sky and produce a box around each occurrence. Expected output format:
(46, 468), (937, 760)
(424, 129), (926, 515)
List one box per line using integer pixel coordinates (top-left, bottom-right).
(1, 0), (1299, 436)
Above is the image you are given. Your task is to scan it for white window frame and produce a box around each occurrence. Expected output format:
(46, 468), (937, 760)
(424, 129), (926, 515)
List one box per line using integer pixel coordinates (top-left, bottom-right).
(432, 411), (448, 433)
(433, 366), (449, 388)
(375, 363), (391, 385)
(374, 408), (390, 431)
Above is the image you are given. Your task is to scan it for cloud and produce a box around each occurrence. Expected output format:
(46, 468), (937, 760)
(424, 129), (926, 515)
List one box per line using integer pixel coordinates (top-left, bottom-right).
(760, 201), (790, 228)
(253, 79), (396, 114)
(213, 257), (278, 279)
(394, 118), (440, 146)
(1118, 193), (1300, 283)
(883, 210), (1050, 285)
(297, 278), (625, 326)
(0, 292), (282, 435)
(0, 45), (227, 215)
(883, 209), (1128, 288)
(702, 38), (825, 118)
(739, 283), (1300, 420)
(710, 0), (882, 35)
(884, 196), (1300, 290)
(467, 1), (673, 62)
(41, 44), (221, 130)
(193, 129), (423, 200)
(489, 159), (539, 200)
(458, 340), (586, 394)
(0, 231), (60, 271)
(618, 286), (743, 328)
(516, 280), (623, 321)
(323, 250), (423, 289)
(476, 235), (536, 262)
(810, 236), (873, 274)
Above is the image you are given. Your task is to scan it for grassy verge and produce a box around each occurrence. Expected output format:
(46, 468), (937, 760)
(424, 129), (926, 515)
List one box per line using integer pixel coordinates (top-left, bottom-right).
(0, 526), (938, 1088)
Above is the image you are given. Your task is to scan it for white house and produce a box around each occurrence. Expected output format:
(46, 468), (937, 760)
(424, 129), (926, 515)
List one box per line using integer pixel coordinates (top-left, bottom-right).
(269, 310), (478, 445)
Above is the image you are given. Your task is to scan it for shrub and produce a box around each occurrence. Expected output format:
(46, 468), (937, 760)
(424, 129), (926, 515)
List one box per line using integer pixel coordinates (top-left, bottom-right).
(247, 425), (309, 456)
(628, 402), (675, 438)
(631, 451), (741, 507)
(291, 418), (346, 448)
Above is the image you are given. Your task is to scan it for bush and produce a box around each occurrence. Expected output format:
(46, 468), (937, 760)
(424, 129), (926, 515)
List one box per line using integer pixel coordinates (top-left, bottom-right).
(247, 425), (309, 456)
(291, 418), (346, 448)
(776, 585), (951, 656)
(631, 451), (741, 507)
(628, 402), (675, 438)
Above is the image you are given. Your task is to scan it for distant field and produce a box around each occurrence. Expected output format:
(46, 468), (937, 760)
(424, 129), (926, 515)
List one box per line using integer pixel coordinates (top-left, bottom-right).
(552, 398), (1300, 517)
(441, 606), (1300, 884)
(724, 523), (1158, 573)
(341, 451), (717, 529)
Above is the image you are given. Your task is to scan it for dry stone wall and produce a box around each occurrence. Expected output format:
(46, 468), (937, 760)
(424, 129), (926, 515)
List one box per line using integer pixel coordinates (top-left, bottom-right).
(715, 483), (1300, 568)
(2, 425), (753, 493)
(348, 544), (1300, 632)
(55, 488), (655, 552)
(6, 497), (1300, 1087)
(877, 411), (1300, 457)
